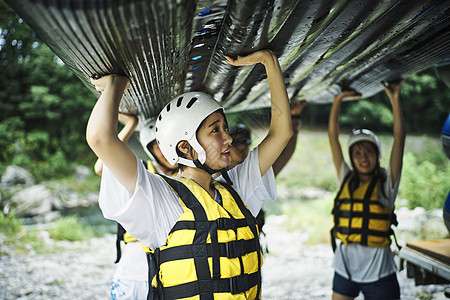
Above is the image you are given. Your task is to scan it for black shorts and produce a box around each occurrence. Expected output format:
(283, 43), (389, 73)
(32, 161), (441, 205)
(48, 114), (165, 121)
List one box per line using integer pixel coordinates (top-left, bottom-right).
(332, 272), (400, 300)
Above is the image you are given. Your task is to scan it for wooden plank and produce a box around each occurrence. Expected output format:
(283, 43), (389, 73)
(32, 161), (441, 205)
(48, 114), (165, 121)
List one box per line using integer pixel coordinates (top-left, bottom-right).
(399, 245), (450, 283)
(406, 239), (450, 265)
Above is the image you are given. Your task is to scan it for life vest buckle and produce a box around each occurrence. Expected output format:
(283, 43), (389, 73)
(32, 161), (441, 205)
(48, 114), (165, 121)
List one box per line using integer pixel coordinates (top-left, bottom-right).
(225, 239), (245, 258)
(229, 274), (249, 294)
(217, 218), (234, 230)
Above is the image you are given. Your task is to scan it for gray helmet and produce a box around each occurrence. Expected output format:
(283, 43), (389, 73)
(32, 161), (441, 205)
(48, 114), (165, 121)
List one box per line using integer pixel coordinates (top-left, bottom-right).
(155, 91), (224, 167)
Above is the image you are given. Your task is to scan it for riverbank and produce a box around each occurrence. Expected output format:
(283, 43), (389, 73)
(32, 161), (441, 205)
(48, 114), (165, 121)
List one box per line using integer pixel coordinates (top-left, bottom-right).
(1, 214), (448, 300)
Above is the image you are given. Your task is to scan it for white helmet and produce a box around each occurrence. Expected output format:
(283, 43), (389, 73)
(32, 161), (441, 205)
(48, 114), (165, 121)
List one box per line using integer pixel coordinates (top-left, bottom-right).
(348, 129), (381, 159)
(155, 91), (224, 167)
(139, 118), (157, 160)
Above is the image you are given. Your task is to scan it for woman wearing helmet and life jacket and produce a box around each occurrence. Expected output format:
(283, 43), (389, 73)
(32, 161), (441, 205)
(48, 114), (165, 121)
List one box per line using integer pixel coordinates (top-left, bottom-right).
(328, 79), (406, 300)
(86, 49), (293, 299)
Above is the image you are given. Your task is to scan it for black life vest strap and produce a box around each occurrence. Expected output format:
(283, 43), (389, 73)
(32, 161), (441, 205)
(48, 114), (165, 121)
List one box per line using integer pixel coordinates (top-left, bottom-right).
(169, 218), (255, 234)
(360, 174), (379, 245)
(154, 176), (261, 299)
(158, 238), (260, 264)
(115, 223), (127, 263)
(159, 175), (213, 300)
(336, 227), (393, 237)
(331, 172), (353, 252)
(390, 213), (401, 250)
(337, 210), (392, 220)
(209, 220), (221, 278)
(146, 249), (163, 300)
(219, 181), (262, 299)
(162, 272), (260, 299)
(193, 159), (233, 185)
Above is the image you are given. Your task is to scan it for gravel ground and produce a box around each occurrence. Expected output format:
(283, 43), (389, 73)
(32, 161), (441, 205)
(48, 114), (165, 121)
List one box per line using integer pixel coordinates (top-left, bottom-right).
(0, 215), (448, 300)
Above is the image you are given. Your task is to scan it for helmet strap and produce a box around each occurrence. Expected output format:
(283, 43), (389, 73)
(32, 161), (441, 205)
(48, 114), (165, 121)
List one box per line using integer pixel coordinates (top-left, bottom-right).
(193, 159), (233, 185)
(150, 148), (178, 174)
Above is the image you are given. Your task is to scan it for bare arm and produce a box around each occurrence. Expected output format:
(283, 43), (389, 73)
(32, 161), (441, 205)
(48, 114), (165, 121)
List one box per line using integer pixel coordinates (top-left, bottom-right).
(226, 50), (293, 176)
(328, 90), (362, 177)
(94, 113), (138, 176)
(273, 100), (307, 176)
(86, 75), (137, 195)
(382, 79), (406, 187)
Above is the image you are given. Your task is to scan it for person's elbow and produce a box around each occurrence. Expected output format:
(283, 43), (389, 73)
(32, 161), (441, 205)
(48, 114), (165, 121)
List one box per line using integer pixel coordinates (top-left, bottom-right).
(86, 124), (111, 154)
(282, 127), (294, 146)
(94, 162), (103, 176)
(86, 126), (102, 151)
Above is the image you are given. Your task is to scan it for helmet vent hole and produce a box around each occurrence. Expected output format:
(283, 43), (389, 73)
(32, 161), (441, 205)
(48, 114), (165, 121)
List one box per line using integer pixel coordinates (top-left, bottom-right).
(166, 103), (171, 112)
(186, 97), (198, 109)
(177, 97), (183, 107)
(158, 115), (162, 121)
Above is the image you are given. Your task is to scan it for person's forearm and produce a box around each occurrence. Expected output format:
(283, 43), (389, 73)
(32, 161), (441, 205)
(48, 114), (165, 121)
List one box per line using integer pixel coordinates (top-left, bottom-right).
(381, 79), (406, 186)
(93, 114), (138, 177)
(390, 95), (405, 141)
(273, 133), (298, 176)
(388, 92), (406, 186)
(86, 77), (128, 155)
(273, 116), (301, 176)
(328, 96), (342, 140)
(117, 115), (138, 144)
(264, 53), (293, 144)
(328, 95), (345, 175)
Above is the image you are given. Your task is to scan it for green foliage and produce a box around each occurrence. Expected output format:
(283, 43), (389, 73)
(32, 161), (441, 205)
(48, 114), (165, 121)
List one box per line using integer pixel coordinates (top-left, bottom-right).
(48, 216), (95, 241)
(0, 116), (25, 163)
(399, 152), (450, 211)
(415, 292), (434, 300)
(274, 131), (447, 211)
(0, 212), (46, 255)
(275, 130), (337, 191)
(0, 3), (98, 180)
(302, 68), (449, 134)
(0, 212), (21, 242)
(50, 173), (101, 194)
(273, 196), (333, 244)
(340, 99), (393, 131)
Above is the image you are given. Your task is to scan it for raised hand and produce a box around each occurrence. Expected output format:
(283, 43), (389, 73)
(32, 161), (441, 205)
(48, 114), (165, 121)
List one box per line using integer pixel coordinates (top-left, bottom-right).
(335, 90), (362, 102)
(90, 75), (130, 93)
(291, 100), (307, 116)
(382, 79), (405, 100)
(225, 50), (275, 67)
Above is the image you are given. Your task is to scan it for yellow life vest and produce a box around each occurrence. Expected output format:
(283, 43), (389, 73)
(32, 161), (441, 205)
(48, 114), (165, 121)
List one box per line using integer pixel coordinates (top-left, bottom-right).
(331, 172), (395, 248)
(146, 175), (262, 300)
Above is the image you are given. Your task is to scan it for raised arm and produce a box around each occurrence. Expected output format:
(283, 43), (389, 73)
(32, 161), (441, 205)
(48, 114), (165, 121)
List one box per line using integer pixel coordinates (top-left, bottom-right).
(382, 79), (406, 187)
(273, 100), (307, 176)
(226, 50), (293, 176)
(328, 90), (362, 177)
(86, 75), (137, 194)
(94, 113), (138, 176)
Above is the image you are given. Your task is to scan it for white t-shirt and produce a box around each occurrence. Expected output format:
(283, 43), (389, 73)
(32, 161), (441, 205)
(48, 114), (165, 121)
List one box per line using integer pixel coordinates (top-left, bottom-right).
(113, 241), (149, 281)
(333, 161), (400, 283)
(99, 147), (276, 250)
(112, 161), (157, 282)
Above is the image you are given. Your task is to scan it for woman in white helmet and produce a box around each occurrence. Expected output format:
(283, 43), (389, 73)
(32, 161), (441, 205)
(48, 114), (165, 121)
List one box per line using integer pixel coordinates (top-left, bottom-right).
(86, 49), (292, 299)
(328, 80), (406, 300)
